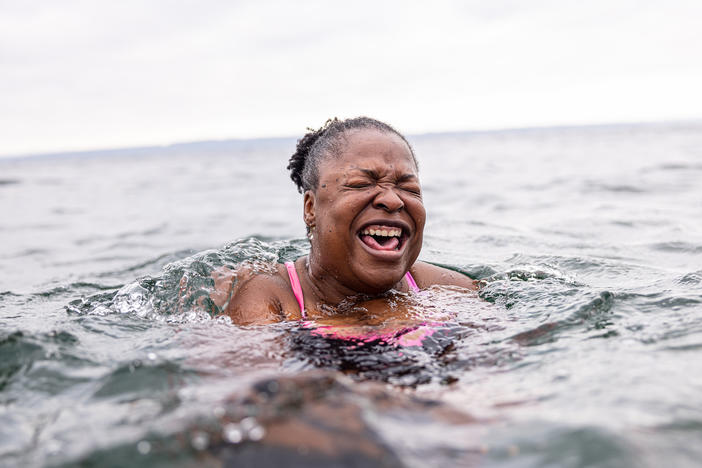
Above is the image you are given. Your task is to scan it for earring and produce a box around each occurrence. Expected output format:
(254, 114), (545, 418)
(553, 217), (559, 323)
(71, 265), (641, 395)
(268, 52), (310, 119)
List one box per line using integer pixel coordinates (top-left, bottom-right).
(307, 225), (315, 240)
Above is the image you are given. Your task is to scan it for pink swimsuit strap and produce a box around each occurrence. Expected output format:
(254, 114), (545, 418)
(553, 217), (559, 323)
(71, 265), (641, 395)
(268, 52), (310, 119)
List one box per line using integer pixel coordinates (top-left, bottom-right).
(405, 269), (419, 291)
(285, 261), (306, 319)
(284, 261), (419, 319)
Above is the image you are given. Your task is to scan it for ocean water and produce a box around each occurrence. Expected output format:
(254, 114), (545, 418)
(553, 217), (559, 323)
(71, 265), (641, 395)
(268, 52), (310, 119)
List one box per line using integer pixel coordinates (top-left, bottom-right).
(1, 122), (701, 467)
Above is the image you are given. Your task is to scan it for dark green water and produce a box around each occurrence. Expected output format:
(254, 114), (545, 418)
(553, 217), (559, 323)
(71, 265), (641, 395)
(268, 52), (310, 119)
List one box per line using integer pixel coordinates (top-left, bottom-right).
(1, 122), (701, 467)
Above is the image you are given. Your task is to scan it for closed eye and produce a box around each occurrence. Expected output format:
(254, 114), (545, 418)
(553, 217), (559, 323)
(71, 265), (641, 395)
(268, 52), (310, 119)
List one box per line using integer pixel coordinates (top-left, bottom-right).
(345, 181), (374, 189)
(399, 184), (421, 195)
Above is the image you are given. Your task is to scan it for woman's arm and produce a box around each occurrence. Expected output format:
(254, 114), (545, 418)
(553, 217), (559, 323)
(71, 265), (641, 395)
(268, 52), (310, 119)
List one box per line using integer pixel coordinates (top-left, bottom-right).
(411, 261), (479, 290)
(224, 273), (287, 325)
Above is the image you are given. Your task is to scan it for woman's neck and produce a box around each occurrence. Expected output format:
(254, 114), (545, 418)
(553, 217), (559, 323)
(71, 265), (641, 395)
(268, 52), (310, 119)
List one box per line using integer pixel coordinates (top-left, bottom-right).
(301, 256), (359, 306)
(301, 253), (405, 307)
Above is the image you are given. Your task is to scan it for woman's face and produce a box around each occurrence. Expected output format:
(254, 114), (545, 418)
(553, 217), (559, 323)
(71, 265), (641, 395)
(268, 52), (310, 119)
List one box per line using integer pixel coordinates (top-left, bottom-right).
(305, 129), (425, 294)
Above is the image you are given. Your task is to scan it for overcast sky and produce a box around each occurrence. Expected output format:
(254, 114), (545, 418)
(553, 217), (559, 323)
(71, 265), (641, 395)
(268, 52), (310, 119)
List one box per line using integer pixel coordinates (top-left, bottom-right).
(1, 0), (700, 157)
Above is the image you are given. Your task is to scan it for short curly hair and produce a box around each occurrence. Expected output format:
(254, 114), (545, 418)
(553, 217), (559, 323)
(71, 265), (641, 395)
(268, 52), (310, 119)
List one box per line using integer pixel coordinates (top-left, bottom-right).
(286, 117), (417, 194)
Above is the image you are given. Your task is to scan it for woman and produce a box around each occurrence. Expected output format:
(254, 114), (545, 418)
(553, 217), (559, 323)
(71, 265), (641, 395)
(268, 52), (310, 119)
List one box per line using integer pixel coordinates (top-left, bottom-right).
(224, 117), (477, 328)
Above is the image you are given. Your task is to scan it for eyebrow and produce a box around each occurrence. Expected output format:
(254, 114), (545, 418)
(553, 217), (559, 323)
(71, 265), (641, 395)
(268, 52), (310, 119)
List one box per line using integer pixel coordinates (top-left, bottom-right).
(357, 169), (417, 182)
(358, 169), (381, 179)
(397, 173), (418, 183)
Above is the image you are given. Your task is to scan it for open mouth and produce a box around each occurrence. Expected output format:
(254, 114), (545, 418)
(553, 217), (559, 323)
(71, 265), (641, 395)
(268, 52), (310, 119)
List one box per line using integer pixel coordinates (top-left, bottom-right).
(357, 223), (409, 252)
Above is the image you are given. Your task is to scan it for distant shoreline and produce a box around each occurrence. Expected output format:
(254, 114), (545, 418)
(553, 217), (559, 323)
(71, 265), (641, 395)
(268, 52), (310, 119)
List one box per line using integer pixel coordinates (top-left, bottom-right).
(2, 118), (700, 162)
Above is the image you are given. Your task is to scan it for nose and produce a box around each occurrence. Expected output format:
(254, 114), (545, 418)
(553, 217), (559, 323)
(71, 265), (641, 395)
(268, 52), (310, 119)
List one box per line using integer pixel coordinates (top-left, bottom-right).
(372, 186), (404, 212)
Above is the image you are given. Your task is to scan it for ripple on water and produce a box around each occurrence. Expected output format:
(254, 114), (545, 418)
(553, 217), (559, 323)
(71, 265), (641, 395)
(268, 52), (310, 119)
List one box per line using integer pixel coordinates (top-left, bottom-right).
(677, 270), (702, 286)
(34, 282), (123, 299)
(649, 241), (702, 254)
(584, 181), (648, 194)
(483, 423), (643, 467)
(642, 162), (702, 172)
(507, 291), (616, 346)
(0, 329), (92, 399)
(92, 360), (190, 400)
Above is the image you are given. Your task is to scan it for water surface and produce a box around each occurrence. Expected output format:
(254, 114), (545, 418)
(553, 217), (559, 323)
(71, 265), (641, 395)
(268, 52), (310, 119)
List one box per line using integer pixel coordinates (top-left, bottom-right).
(1, 122), (701, 467)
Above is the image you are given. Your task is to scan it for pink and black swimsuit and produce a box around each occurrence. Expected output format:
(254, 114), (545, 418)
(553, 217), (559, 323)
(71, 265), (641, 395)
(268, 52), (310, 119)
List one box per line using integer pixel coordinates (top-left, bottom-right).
(284, 261), (438, 348)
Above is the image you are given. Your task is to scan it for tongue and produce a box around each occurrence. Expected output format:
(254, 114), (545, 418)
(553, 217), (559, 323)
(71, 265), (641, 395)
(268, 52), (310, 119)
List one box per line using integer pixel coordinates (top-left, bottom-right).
(361, 235), (400, 251)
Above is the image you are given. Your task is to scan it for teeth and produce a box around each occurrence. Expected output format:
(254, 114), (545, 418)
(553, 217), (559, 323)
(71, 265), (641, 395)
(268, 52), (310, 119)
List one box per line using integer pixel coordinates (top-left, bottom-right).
(361, 227), (402, 237)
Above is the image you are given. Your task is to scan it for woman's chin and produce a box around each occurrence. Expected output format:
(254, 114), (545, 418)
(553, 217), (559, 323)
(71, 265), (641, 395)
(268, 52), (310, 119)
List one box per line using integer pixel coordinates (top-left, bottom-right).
(347, 244), (420, 293)
(353, 267), (407, 294)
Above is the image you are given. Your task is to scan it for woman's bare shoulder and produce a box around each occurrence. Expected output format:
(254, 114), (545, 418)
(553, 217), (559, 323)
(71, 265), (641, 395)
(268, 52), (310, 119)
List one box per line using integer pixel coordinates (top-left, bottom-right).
(411, 261), (479, 290)
(221, 263), (298, 325)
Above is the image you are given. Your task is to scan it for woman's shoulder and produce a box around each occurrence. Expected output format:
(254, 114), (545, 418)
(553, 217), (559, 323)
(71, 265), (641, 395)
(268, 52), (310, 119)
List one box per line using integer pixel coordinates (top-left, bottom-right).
(223, 263), (300, 325)
(410, 261), (479, 291)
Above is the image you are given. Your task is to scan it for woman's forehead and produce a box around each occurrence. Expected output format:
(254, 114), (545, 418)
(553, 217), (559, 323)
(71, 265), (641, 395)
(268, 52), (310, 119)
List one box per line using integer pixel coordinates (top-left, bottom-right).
(320, 130), (417, 175)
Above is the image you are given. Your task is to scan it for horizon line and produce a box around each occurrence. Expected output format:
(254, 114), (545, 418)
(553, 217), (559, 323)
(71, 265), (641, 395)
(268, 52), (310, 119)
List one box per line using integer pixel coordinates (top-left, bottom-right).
(2, 117), (700, 162)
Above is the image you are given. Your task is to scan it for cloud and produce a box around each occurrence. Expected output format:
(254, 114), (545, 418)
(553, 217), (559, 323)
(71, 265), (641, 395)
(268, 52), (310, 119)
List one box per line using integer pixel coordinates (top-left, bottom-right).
(1, 0), (700, 156)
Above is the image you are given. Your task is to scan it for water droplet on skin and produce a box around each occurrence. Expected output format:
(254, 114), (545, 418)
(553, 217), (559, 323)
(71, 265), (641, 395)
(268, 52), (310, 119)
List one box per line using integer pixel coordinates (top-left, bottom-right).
(177, 388), (194, 400)
(240, 417), (257, 432)
(191, 431), (209, 451)
(248, 425), (265, 441)
(46, 439), (62, 455)
(266, 380), (279, 393)
(137, 440), (151, 455)
(239, 417), (265, 441)
(223, 423), (243, 444)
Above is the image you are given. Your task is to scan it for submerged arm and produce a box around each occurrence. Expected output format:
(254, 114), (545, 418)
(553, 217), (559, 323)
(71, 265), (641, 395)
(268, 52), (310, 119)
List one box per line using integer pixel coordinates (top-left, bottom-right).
(223, 272), (287, 325)
(411, 261), (479, 291)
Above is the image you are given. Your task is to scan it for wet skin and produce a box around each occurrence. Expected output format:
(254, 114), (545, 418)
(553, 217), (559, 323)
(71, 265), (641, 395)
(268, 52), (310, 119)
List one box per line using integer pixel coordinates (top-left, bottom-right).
(222, 129), (477, 325)
(304, 129), (425, 296)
